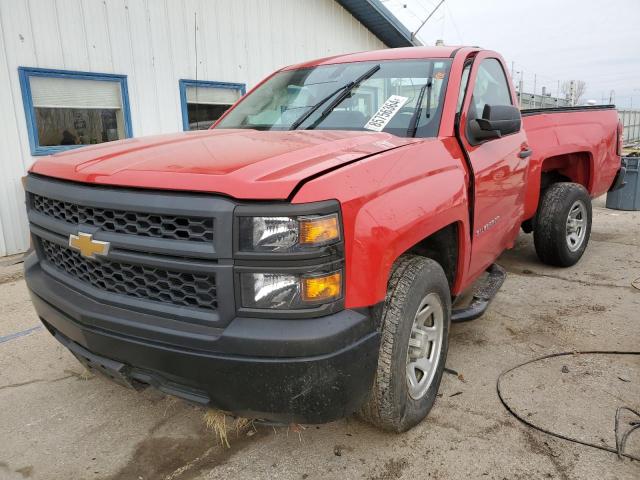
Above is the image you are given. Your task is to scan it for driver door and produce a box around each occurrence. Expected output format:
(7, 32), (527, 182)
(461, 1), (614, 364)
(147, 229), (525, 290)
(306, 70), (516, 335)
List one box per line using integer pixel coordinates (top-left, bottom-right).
(458, 53), (530, 282)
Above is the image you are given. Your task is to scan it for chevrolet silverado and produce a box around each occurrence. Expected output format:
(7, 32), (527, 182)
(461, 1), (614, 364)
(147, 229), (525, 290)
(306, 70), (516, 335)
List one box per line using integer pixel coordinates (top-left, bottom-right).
(24, 46), (625, 432)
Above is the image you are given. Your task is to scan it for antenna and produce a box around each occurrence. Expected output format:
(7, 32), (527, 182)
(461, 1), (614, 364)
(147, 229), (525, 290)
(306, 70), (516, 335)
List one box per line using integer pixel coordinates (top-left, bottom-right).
(194, 12), (199, 130)
(411, 0), (445, 43)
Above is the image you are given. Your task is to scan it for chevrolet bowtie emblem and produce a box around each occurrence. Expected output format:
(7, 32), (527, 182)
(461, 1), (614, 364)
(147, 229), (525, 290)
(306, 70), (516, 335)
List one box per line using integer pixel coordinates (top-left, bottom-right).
(68, 232), (110, 259)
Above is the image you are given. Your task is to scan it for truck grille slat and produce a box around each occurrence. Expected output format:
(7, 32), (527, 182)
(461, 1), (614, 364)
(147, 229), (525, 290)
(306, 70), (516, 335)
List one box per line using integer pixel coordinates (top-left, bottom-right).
(40, 239), (217, 311)
(32, 194), (214, 243)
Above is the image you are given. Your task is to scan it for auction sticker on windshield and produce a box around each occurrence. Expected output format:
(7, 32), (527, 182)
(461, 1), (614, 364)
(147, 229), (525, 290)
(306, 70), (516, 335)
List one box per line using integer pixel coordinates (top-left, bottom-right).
(364, 95), (409, 132)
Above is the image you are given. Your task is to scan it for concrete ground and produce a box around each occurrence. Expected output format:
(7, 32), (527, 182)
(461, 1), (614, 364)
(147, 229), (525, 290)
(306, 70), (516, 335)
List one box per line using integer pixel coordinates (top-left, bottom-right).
(1, 197), (638, 480)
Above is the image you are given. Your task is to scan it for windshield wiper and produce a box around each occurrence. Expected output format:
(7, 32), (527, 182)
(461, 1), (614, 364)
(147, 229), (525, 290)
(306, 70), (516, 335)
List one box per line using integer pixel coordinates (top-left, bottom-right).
(407, 77), (432, 137)
(407, 62), (435, 137)
(289, 83), (352, 130)
(303, 64), (381, 130)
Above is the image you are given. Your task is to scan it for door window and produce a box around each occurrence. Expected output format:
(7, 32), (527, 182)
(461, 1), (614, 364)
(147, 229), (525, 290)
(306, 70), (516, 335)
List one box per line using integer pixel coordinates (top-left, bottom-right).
(468, 59), (512, 121)
(456, 62), (472, 113)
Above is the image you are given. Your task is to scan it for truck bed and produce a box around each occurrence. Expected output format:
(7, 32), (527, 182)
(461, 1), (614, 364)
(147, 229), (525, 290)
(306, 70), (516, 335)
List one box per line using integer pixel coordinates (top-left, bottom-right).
(520, 104), (620, 218)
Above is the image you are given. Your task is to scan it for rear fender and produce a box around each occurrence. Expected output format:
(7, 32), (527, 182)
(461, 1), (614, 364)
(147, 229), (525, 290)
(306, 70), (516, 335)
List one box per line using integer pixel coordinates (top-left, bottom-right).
(523, 147), (594, 220)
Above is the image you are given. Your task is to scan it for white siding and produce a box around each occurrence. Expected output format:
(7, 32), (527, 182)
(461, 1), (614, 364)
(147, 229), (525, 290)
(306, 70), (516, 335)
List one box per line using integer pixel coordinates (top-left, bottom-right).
(0, 0), (386, 256)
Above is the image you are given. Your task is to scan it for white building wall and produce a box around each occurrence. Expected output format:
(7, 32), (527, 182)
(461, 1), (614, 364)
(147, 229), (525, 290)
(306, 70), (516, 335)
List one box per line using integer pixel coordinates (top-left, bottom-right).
(0, 0), (386, 256)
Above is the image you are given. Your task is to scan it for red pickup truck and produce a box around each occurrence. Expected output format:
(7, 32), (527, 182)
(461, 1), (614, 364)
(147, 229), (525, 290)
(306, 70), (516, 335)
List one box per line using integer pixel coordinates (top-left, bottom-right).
(24, 46), (624, 432)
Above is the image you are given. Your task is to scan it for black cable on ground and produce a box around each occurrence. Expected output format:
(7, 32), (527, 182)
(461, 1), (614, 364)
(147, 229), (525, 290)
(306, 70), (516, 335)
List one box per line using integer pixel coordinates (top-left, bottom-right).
(496, 350), (640, 462)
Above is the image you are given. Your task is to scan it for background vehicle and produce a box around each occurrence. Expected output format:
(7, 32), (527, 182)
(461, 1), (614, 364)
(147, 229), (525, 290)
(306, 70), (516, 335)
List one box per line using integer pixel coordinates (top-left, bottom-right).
(24, 46), (623, 431)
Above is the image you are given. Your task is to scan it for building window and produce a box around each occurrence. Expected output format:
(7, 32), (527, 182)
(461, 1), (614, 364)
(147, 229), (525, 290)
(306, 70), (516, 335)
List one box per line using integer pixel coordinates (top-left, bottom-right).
(18, 67), (132, 156)
(179, 80), (245, 131)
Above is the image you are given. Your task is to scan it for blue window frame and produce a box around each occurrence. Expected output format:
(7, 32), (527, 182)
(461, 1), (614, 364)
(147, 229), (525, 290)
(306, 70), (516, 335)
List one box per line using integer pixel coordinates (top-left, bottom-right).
(18, 67), (133, 156)
(179, 79), (245, 131)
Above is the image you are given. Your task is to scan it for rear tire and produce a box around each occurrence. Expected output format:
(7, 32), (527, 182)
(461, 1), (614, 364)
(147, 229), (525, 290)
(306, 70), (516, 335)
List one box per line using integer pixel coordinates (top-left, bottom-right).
(533, 182), (592, 267)
(359, 255), (451, 432)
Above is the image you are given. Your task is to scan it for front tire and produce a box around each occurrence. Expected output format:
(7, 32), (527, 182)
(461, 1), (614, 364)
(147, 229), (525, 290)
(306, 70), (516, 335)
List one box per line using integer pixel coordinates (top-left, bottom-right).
(359, 255), (451, 432)
(533, 182), (592, 267)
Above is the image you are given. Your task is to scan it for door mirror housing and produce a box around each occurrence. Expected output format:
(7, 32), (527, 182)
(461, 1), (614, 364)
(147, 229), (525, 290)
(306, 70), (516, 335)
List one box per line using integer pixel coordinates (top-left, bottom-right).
(469, 104), (521, 143)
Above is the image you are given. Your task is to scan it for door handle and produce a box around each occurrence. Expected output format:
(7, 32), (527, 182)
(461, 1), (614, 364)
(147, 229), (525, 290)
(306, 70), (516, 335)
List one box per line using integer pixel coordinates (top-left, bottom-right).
(518, 148), (533, 159)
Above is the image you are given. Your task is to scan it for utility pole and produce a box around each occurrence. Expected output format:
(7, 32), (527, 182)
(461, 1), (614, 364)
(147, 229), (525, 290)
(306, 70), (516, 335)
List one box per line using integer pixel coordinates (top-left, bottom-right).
(532, 74), (537, 108)
(569, 80), (576, 106)
(518, 70), (524, 108)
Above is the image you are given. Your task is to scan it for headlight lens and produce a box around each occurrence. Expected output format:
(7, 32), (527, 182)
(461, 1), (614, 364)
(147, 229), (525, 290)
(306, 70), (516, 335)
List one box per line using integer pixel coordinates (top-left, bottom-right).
(240, 270), (342, 309)
(239, 216), (299, 252)
(238, 213), (340, 252)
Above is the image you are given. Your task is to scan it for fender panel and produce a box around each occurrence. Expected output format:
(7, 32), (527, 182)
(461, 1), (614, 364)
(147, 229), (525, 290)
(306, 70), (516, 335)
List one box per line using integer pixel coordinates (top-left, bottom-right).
(293, 138), (471, 308)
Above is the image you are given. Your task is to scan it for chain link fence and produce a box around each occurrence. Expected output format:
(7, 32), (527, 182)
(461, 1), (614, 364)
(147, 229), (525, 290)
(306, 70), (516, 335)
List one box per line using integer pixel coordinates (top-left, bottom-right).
(619, 110), (640, 144)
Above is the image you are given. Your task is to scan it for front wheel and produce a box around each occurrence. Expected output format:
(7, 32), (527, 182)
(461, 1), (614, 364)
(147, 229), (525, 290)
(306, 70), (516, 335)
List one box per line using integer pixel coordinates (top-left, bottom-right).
(359, 255), (451, 432)
(533, 182), (592, 267)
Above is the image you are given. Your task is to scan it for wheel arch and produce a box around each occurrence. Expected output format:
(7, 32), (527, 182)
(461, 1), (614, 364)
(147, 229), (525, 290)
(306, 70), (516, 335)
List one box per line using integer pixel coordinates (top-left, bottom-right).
(523, 150), (594, 221)
(541, 151), (593, 190)
(401, 222), (461, 291)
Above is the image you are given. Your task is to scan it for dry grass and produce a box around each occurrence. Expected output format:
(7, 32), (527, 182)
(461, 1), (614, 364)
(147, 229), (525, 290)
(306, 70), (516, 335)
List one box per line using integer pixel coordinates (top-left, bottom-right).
(288, 423), (306, 443)
(203, 409), (230, 448)
(203, 409), (256, 448)
(78, 368), (94, 380)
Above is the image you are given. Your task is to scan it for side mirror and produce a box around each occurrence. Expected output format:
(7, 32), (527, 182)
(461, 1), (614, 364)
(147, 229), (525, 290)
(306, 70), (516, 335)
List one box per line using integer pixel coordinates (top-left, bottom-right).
(469, 104), (521, 143)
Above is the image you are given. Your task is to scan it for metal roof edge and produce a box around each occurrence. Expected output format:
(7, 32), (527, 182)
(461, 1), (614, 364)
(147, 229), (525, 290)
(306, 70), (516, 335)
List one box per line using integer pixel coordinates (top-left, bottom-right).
(335, 0), (417, 48)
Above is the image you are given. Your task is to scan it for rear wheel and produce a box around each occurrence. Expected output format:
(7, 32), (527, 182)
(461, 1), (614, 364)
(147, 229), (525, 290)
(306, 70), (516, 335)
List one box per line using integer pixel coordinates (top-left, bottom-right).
(359, 255), (450, 432)
(533, 182), (592, 267)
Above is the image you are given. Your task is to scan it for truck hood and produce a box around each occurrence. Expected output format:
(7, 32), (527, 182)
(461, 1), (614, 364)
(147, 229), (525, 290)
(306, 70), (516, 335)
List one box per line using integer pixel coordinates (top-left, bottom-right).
(31, 129), (417, 199)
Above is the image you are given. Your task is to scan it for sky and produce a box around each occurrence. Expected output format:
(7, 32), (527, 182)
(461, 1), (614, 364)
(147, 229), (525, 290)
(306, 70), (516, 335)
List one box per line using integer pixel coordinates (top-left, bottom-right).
(382, 0), (640, 108)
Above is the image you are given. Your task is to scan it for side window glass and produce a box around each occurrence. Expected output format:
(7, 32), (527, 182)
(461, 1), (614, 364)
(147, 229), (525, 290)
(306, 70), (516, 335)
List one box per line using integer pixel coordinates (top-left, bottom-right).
(468, 59), (512, 121)
(456, 63), (471, 113)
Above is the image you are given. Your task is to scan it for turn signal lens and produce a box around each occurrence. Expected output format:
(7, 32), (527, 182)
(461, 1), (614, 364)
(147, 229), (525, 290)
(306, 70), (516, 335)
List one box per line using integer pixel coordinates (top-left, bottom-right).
(299, 214), (340, 246)
(302, 271), (342, 303)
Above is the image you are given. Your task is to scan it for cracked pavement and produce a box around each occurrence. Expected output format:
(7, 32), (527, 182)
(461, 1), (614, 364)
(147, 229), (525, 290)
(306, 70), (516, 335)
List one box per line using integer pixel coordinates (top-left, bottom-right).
(0, 197), (638, 480)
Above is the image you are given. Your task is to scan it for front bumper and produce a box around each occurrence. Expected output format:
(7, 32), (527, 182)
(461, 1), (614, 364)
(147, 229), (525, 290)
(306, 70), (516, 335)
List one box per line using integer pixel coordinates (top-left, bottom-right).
(26, 255), (379, 424)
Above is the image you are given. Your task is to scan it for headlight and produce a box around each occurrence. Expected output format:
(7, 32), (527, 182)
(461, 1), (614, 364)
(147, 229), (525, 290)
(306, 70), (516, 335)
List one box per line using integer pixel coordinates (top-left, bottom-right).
(240, 270), (342, 309)
(238, 213), (340, 253)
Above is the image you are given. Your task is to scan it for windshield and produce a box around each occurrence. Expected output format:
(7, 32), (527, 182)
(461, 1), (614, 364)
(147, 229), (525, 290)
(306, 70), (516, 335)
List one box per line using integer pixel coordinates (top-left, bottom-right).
(215, 59), (452, 138)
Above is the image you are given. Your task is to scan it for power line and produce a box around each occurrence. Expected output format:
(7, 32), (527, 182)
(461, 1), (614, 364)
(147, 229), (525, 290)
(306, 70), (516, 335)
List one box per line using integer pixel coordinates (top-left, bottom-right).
(411, 0), (445, 42)
(444, 2), (464, 44)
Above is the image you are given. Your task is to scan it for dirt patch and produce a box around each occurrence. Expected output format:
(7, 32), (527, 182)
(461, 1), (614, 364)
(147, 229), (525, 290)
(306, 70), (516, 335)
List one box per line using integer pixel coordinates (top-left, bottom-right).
(333, 444), (354, 456)
(15, 466), (33, 478)
(0, 263), (24, 285)
(450, 328), (489, 347)
(367, 457), (409, 480)
(100, 427), (269, 480)
(520, 430), (572, 480)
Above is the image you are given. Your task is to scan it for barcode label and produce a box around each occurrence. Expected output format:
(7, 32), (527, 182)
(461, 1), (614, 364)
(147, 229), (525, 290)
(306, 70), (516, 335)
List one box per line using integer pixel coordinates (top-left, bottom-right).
(364, 95), (409, 132)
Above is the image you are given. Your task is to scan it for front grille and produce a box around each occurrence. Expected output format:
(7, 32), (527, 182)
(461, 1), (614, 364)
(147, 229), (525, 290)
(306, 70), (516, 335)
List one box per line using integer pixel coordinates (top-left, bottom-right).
(40, 239), (217, 311)
(32, 194), (214, 243)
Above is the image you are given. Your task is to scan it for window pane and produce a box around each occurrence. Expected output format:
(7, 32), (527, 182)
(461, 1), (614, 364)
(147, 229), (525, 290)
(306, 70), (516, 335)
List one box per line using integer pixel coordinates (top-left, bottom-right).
(187, 103), (231, 130)
(35, 107), (125, 146)
(457, 63), (471, 113)
(30, 76), (122, 109)
(469, 59), (512, 120)
(186, 85), (241, 105)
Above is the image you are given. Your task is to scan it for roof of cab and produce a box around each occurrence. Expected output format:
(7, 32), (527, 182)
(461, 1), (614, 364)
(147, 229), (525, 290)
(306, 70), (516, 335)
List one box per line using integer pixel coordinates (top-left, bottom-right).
(283, 46), (466, 70)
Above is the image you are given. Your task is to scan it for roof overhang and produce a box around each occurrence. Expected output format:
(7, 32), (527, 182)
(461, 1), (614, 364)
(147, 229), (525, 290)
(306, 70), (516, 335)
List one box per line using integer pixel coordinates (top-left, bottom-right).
(335, 0), (418, 48)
